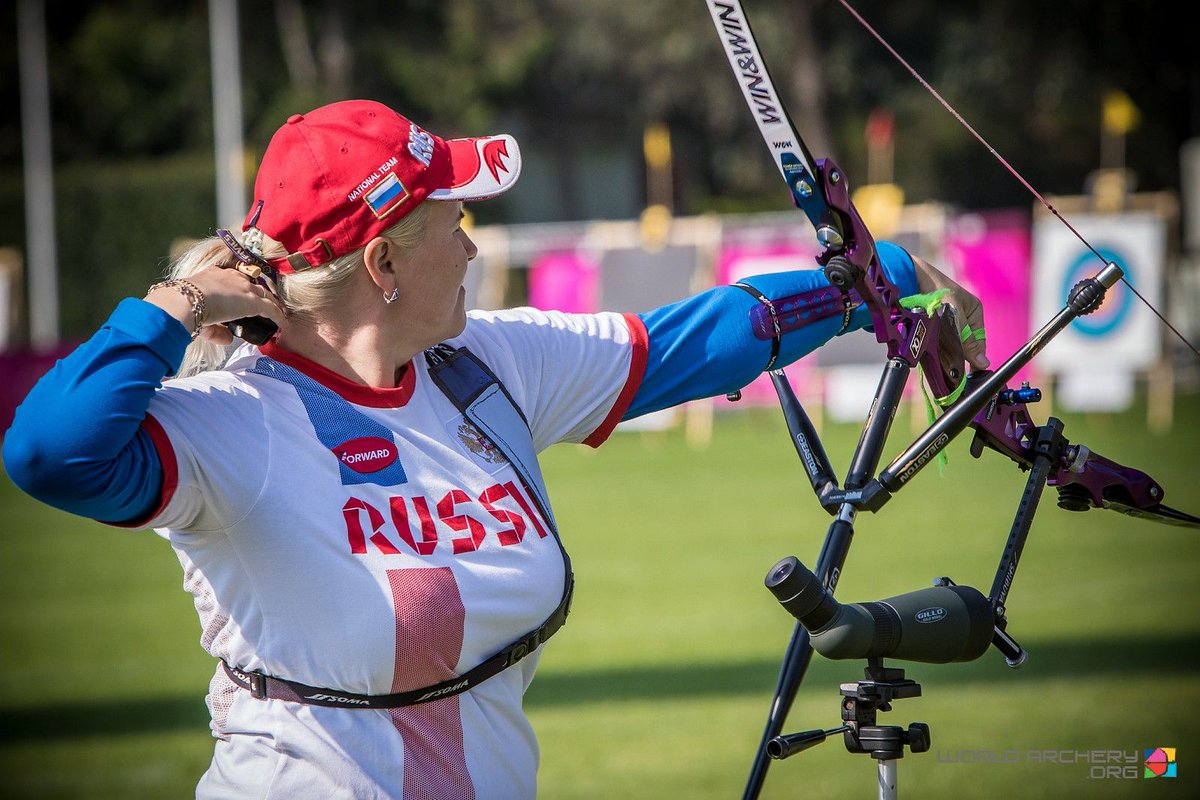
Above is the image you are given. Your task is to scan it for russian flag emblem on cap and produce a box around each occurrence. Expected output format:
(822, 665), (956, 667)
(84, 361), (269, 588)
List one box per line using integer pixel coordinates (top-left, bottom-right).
(364, 173), (408, 218)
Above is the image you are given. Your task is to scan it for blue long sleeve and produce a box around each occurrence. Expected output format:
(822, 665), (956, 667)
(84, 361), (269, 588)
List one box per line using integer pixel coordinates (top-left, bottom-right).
(2, 298), (189, 523)
(627, 240), (918, 418)
(3, 243), (918, 520)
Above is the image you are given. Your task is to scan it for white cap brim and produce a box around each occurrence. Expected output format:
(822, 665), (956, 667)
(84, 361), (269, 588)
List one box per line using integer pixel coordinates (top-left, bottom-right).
(429, 134), (522, 201)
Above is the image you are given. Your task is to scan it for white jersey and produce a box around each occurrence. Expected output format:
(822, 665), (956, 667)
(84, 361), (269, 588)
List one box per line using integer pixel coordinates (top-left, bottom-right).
(138, 307), (646, 799)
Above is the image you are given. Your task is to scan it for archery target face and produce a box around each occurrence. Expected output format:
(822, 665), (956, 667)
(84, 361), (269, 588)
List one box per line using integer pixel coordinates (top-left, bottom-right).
(1031, 211), (1164, 370)
(1060, 245), (1133, 336)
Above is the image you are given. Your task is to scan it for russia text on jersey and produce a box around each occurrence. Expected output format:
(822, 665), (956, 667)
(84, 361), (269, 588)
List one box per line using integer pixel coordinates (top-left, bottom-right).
(343, 480), (550, 556)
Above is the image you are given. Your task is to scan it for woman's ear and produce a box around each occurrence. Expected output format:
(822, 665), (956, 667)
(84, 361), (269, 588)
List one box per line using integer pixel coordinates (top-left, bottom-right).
(362, 236), (395, 292)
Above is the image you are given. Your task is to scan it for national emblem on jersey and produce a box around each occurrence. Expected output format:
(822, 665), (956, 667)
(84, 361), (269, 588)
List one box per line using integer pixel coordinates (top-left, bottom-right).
(445, 415), (509, 473)
(456, 421), (506, 465)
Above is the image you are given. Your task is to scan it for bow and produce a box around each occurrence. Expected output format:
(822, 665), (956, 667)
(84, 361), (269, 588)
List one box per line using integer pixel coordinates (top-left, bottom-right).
(704, 1), (1198, 796)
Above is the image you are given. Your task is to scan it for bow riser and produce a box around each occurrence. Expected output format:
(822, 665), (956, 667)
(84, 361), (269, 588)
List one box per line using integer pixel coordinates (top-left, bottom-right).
(813, 153), (967, 399)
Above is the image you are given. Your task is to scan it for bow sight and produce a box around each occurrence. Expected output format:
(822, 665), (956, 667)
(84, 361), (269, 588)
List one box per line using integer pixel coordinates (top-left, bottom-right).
(705, 1), (1199, 798)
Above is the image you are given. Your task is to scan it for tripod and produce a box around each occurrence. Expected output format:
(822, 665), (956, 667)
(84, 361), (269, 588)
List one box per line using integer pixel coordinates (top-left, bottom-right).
(767, 659), (929, 800)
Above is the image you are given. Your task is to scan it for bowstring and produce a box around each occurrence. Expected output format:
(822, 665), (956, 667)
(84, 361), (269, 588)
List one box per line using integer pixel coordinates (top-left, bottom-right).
(835, 0), (1200, 361)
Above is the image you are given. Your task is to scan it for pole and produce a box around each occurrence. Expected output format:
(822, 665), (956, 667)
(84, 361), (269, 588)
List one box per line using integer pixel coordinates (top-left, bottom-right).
(17, 0), (59, 348)
(208, 0), (247, 229)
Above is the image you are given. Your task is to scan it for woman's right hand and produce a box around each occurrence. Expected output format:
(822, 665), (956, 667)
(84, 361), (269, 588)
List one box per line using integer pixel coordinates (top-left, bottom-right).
(145, 265), (286, 345)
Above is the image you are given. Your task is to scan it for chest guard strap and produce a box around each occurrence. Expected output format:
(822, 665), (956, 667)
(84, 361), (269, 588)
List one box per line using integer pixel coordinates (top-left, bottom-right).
(228, 346), (573, 707)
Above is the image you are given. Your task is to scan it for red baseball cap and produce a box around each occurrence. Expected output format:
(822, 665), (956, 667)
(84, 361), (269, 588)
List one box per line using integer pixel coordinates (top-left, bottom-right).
(244, 99), (521, 273)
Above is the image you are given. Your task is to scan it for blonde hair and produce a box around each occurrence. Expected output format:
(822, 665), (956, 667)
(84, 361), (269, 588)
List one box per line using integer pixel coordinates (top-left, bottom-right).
(168, 202), (433, 378)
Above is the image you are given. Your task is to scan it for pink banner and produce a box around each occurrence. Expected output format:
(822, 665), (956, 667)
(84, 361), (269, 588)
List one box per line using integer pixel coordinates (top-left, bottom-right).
(1, 343), (80, 437)
(944, 210), (1034, 384)
(527, 251), (598, 313)
(717, 242), (822, 405)
(716, 241), (821, 286)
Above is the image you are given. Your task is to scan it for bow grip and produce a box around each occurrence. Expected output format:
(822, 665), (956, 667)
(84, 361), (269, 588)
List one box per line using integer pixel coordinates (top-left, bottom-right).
(917, 304), (967, 402)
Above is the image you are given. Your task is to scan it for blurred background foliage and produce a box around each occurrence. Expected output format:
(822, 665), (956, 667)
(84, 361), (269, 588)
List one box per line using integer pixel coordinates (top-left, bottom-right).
(0, 0), (1196, 336)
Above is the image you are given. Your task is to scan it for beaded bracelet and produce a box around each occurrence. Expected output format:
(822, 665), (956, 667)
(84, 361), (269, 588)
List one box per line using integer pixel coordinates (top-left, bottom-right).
(147, 279), (207, 337)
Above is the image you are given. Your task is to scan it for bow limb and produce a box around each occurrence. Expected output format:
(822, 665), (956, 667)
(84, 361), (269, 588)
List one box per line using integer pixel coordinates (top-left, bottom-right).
(968, 386), (1200, 528)
(706, 0), (967, 400)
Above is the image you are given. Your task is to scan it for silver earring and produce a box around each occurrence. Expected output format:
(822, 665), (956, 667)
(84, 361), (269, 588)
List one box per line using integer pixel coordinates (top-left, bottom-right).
(383, 287), (399, 304)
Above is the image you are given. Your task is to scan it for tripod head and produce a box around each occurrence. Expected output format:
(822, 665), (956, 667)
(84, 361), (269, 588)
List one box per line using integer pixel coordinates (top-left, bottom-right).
(767, 660), (930, 762)
(840, 661), (930, 760)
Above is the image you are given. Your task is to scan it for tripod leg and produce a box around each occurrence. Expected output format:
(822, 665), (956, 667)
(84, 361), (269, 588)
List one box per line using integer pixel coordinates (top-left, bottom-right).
(877, 759), (897, 800)
(741, 624), (816, 799)
(743, 513), (856, 799)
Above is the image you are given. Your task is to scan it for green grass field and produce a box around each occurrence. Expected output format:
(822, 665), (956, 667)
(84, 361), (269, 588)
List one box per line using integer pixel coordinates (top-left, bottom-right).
(2, 392), (1198, 799)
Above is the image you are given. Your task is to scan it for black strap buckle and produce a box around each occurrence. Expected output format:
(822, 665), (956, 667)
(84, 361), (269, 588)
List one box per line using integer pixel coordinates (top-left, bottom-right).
(504, 628), (544, 667)
(732, 282), (782, 371)
(225, 661), (269, 700)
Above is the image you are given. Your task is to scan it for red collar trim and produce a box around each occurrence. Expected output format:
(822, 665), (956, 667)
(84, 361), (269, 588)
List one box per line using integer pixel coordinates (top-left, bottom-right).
(259, 341), (416, 408)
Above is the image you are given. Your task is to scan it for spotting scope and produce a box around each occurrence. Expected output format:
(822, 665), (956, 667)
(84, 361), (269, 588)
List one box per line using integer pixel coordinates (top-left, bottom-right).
(765, 556), (995, 664)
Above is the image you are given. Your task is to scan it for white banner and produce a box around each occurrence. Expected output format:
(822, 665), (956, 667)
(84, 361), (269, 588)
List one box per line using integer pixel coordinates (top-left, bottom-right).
(1031, 211), (1165, 370)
